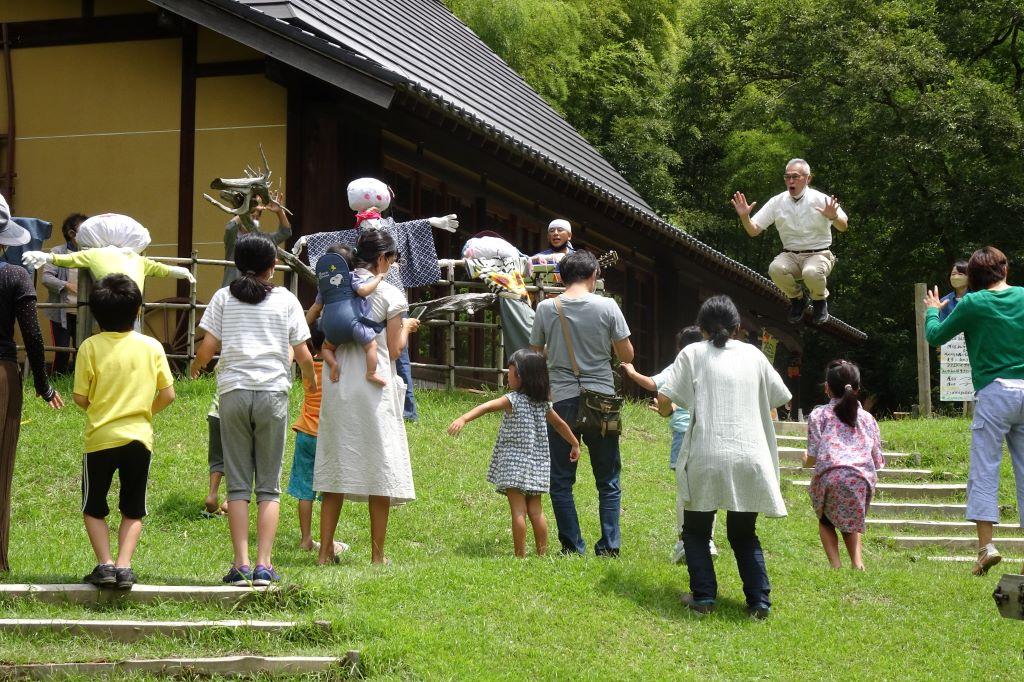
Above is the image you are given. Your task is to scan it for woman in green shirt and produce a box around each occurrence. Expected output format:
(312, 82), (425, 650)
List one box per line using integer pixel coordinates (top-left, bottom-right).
(924, 246), (1024, 577)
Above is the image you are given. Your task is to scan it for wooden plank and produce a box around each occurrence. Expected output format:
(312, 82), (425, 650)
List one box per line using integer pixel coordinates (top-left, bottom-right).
(790, 480), (965, 500)
(914, 282), (933, 417)
(891, 536), (1024, 551)
(871, 502), (968, 518)
(777, 446), (915, 466)
(867, 519), (1024, 536)
(0, 584), (277, 606)
(0, 654), (358, 679)
(773, 421), (807, 436)
(177, 21), (197, 299)
(780, 466), (933, 481)
(0, 619), (310, 642)
(5, 14), (177, 49)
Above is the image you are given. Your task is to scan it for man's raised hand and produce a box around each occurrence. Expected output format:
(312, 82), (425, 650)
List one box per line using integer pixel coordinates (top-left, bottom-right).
(816, 195), (841, 221)
(731, 191), (757, 218)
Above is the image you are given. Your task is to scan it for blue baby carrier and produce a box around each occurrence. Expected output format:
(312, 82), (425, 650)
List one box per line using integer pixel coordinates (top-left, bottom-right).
(316, 252), (385, 345)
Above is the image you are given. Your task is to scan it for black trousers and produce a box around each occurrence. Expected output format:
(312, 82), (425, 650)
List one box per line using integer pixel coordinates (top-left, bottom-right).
(683, 509), (771, 609)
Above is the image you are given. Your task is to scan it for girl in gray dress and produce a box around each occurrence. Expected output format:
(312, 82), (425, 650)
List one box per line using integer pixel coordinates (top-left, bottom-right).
(448, 350), (579, 557)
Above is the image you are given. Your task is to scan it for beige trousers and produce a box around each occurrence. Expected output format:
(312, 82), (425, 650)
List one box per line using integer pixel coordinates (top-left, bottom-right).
(768, 250), (836, 300)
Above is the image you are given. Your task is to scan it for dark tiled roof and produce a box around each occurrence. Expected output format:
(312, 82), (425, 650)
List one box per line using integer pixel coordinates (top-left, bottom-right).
(242, 0), (656, 213)
(169, 0), (866, 342)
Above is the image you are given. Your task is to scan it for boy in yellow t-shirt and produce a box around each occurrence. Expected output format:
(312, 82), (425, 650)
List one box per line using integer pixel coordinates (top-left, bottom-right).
(73, 274), (175, 589)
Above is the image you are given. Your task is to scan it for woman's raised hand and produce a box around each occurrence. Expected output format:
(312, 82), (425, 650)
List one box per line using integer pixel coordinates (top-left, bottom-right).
(923, 285), (946, 310)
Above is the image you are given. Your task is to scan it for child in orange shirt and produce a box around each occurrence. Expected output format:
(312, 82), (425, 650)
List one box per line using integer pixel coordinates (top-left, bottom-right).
(288, 324), (348, 555)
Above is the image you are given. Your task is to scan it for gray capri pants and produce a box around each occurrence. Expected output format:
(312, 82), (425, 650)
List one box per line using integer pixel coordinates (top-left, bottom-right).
(967, 378), (1024, 526)
(219, 389), (290, 503)
(208, 415), (224, 474)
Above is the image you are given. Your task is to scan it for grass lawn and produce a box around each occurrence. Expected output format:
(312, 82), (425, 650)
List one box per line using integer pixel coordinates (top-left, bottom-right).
(2, 376), (1022, 680)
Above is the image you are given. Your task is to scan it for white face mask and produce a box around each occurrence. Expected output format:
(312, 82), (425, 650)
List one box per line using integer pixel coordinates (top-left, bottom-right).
(950, 273), (968, 289)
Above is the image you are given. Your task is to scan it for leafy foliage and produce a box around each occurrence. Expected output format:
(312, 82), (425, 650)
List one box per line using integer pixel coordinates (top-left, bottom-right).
(449, 0), (1024, 410)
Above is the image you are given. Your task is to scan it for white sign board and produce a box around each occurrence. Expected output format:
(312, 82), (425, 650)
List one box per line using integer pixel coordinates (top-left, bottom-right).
(940, 333), (974, 402)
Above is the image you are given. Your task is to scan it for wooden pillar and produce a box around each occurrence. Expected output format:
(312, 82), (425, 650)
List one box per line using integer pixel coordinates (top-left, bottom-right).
(176, 22), (197, 298)
(914, 282), (932, 418)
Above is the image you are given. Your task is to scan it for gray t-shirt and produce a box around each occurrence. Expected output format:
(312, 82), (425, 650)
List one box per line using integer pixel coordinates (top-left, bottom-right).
(530, 293), (631, 403)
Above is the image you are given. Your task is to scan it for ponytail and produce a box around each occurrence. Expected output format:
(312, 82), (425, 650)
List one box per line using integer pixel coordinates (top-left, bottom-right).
(825, 359), (861, 428)
(697, 295), (741, 349)
(230, 233), (276, 304)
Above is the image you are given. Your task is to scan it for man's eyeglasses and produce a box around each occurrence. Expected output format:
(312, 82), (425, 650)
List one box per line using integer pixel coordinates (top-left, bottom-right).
(783, 173), (807, 181)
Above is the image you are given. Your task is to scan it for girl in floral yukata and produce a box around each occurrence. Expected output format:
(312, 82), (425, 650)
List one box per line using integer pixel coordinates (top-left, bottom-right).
(803, 360), (884, 570)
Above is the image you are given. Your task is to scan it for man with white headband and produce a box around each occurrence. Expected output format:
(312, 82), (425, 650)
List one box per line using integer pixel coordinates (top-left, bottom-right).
(731, 158), (848, 325)
(534, 218), (575, 264)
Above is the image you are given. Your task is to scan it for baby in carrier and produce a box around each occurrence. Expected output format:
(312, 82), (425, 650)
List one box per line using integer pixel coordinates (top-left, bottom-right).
(316, 244), (395, 386)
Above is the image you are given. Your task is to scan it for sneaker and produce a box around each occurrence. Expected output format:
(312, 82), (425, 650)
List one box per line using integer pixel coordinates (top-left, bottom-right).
(83, 563), (116, 587)
(671, 540), (687, 565)
(972, 544), (1002, 576)
(114, 567), (136, 590)
(709, 539), (719, 559)
(787, 297), (807, 324)
(252, 564), (281, 586)
(748, 605), (771, 620)
(680, 592), (716, 614)
(811, 299), (829, 325)
(222, 564), (253, 587)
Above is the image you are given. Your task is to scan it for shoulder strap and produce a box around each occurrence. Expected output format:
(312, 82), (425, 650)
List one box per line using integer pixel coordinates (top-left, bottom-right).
(554, 296), (581, 379)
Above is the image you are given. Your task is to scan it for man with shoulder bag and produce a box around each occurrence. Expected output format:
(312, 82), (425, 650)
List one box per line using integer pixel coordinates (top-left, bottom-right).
(531, 250), (633, 557)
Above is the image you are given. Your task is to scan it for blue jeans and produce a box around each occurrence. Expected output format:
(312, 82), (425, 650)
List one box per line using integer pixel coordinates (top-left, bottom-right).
(395, 345), (418, 421)
(683, 510), (770, 609)
(669, 429), (684, 469)
(548, 396), (621, 555)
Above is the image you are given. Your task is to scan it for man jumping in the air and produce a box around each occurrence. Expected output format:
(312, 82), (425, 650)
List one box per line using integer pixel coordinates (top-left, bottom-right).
(731, 158), (848, 325)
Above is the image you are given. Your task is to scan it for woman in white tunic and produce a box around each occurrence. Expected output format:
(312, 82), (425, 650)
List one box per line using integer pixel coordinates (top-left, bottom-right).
(314, 230), (420, 565)
(658, 295), (791, 619)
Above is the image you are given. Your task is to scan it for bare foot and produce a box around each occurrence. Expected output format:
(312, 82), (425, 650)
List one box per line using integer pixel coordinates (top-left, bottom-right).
(371, 556), (391, 566)
(220, 500), (228, 513)
(367, 372), (387, 387)
(852, 564), (866, 571)
(299, 538), (317, 552)
(204, 494), (221, 514)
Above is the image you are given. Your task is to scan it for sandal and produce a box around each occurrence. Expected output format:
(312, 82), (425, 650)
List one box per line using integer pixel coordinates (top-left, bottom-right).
(972, 544), (1002, 576)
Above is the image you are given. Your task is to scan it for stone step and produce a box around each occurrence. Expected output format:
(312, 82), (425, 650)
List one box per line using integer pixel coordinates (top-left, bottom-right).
(780, 466), (934, 481)
(890, 536), (1024, 551)
(0, 583), (277, 606)
(789, 480), (966, 500)
(867, 519), (1024, 535)
(777, 446), (918, 466)
(870, 502), (968, 518)
(0, 619), (319, 642)
(773, 421), (807, 436)
(0, 654), (358, 680)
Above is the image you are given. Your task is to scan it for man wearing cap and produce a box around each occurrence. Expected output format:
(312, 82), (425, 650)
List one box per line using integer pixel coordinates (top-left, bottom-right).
(0, 192), (63, 571)
(731, 158), (848, 325)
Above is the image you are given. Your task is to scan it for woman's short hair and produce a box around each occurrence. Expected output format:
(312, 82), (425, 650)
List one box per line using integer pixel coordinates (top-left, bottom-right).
(952, 259), (969, 275)
(967, 246), (1008, 292)
(61, 213), (88, 243)
(697, 295), (740, 348)
(559, 250), (600, 285)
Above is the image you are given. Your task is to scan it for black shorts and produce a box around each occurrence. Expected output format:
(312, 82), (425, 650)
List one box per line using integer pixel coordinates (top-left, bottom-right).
(81, 441), (152, 519)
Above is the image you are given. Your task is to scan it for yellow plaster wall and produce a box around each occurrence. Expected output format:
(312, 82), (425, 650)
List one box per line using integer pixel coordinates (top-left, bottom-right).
(192, 73), (288, 302)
